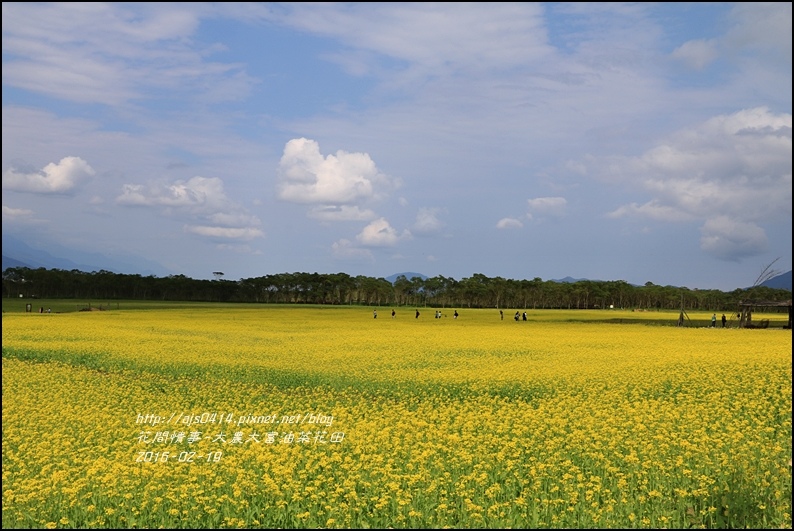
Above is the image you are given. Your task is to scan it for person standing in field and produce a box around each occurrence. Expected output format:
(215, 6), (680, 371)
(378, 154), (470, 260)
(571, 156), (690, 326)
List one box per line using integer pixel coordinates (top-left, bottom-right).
(500, 310), (504, 320)
(721, 314), (727, 328)
(416, 309), (420, 319)
(373, 309), (377, 319)
(711, 313), (717, 327)
(454, 310), (459, 319)
(522, 312), (527, 321)
(392, 309), (396, 319)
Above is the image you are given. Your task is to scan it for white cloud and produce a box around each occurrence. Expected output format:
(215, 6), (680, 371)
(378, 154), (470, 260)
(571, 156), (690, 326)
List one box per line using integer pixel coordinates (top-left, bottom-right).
(700, 216), (767, 261)
(356, 217), (411, 247)
(277, 138), (396, 206)
(496, 217), (523, 229)
(307, 205), (377, 222)
(671, 39), (718, 70)
(725, 3), (792, 65)
(116, 175), (264, 243)
(117, 176), (227, 210)
(527, 197), (567, 217)
(183, 225), (264, 241)
(594, 107), (791, 261)
(1, 205), (46, 226)
(2, 205), (35, 222)
(2, 156), (95, 194)
(279, 3), (551, 76)
(1, 3), (253, 105)
(206, 211), (262, 227)
(606, 201), (696, 223)
(412, 207), (445, 235)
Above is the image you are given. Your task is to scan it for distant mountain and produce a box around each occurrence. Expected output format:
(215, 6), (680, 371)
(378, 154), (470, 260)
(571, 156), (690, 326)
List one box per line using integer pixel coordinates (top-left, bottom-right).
(2, 234), (172, 276)
(2, 236), (103, 272)
(552, 276), (595, 283)
(386, 272), (428, 284)
(759, 270), (792, 291)
(1, 255), (30, 270)
(553, 276), (643, 285)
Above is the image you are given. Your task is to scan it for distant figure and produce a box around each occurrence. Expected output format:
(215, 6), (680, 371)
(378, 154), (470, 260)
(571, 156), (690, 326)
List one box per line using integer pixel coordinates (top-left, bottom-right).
(373, 309), (377, 319)
(514, 311), (520, 322)
(47, 308), (51, 313)
(500, 310), (504, 320)
(416, 310), (420, 319)
(677, 311), (685, 327)
(711, 313), (717, 328)
(721, 314), (727, 328)
(453, 310), (459, 319)
(392, 309), (396, 319)
(522, 312), (527, 321)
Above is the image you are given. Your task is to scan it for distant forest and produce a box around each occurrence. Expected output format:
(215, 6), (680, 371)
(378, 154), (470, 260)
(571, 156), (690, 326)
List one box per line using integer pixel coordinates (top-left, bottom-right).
(2, 267), (791, 312)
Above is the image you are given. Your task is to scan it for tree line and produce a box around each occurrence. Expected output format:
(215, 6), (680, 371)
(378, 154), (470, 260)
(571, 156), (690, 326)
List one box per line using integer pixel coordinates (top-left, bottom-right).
(3, 267), (790, 312)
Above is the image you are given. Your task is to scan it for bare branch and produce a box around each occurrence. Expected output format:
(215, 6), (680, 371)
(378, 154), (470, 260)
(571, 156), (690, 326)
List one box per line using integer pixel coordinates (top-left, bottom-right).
(752, 257), (781, 288)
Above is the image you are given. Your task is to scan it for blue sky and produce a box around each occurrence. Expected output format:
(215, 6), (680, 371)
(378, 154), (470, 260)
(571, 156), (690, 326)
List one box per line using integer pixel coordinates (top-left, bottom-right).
(2, 2), (791, 291)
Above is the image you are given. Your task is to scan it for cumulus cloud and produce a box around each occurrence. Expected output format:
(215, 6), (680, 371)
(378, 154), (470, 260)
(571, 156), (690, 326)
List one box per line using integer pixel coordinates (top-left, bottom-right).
(527, 197), (567, 218)
(277, 138), (397, 207)
(356, 217), (411, 247)
(117, 176), (229, 210)
(116, 175), (264, 243)
(2, 156), (95, 194)
(671, 39), (718, 70)
(594, 107), (791, 261)
(496, 217), (523, 229)
(412, 207), (445, 235)
(700, 216), (767, 261)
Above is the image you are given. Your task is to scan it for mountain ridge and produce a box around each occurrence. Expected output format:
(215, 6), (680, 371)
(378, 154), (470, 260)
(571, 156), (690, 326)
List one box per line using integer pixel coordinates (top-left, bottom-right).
(385, 272), (428, 284)
(2, 234), (172, 277)
(756, 270), (792, 291)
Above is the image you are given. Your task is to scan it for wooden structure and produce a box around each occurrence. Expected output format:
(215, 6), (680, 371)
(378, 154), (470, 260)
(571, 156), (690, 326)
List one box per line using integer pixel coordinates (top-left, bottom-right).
(737, 299), (792, 329)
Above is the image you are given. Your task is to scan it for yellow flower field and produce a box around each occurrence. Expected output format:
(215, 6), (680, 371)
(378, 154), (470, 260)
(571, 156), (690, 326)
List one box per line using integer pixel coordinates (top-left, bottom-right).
(2, 305), (791, 528)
